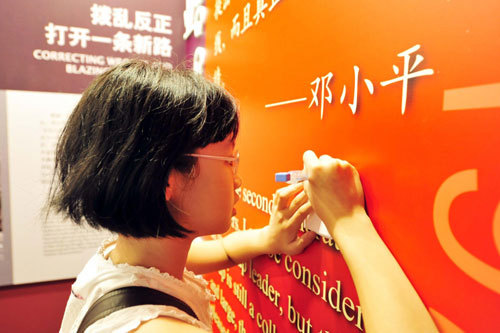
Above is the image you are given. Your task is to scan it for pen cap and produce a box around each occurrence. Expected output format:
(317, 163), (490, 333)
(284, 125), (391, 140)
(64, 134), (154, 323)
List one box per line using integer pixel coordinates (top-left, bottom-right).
(275, 172), (291, 182)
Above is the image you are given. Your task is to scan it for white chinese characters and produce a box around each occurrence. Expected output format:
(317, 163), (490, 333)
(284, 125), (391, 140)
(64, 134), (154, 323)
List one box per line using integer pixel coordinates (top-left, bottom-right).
(309, 72), (334, 120)
(231, 0), (281, 39)
(183, 0), (207, 39)
(266, 44), (435, 119)
(44, 4), (174, 59)
(90, 4), (173, 34)
(380, 44), (434, 114)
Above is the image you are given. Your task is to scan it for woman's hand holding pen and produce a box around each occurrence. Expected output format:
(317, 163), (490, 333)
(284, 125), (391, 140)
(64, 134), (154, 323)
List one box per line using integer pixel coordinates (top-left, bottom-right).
(302, 150), (439, 333)
(302, 150), (369, 238)
(260, 149), (369, 257)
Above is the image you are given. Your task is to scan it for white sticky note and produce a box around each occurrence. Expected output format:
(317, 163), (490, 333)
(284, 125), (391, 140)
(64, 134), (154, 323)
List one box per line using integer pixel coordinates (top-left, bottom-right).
(304, 213), (332, 239)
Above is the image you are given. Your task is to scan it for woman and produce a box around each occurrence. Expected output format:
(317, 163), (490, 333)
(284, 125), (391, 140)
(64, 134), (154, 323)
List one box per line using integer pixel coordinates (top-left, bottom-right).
(54, 60), (315, 332)
(53, 60), (437, 332)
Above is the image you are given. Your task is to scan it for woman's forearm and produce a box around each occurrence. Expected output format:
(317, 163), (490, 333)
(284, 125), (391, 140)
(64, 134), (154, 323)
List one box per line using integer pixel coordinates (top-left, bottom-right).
(186, 229), (268, 275)
(187, 183), (315, 275)
(331, 213), (438, 333)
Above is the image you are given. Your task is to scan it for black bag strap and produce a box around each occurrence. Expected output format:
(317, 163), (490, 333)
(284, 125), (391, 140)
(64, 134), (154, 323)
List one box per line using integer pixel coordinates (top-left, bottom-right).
(77, 286), (198, 333)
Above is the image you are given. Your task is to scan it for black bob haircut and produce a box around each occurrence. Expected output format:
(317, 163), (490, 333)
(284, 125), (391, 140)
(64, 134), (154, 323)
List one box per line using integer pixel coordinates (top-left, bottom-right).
(49, 59), (239, 238)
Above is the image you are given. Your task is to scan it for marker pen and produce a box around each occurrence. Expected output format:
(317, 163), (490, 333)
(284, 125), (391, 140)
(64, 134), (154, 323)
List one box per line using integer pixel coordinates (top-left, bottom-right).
(275, 170), (307, 184)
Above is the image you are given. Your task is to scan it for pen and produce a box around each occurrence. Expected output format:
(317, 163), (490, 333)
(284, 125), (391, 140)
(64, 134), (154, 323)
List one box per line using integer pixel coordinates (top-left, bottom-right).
(275, 170), (308, 184)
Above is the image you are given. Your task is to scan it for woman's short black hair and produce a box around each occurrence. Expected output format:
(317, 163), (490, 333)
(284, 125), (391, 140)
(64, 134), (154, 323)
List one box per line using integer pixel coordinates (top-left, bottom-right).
(49, 59), (239, 238)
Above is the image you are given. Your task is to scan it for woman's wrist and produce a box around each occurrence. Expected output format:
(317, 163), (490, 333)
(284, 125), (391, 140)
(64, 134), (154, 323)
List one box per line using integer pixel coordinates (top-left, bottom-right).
(220, 236), (237, 265)
(222, 228), (270, 265)
(258, 225), (277, 255)
(327, 208), (374, 244)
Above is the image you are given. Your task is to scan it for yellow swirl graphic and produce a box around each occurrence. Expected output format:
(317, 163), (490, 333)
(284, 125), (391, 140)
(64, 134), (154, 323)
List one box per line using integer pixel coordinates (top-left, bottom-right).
(433, 169), (500, 294)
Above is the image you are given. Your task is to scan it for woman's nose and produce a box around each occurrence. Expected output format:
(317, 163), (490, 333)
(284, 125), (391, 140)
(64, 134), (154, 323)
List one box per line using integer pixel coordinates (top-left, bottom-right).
(234, 175), (242, 189)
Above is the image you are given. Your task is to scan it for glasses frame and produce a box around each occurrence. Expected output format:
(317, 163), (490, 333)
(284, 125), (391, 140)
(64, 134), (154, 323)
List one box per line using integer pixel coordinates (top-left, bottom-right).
(184, 151), (239, 175)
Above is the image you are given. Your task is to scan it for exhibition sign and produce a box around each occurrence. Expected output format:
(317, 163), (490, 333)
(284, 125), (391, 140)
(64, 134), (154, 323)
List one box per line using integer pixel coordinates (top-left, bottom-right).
(0, 0), (189, 285)
(0, 0), (186, 93)
(203, 1), (500, 332)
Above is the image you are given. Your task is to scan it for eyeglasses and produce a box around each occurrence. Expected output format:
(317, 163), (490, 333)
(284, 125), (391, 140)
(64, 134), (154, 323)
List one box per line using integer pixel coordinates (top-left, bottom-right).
(185, 151), (239, 175)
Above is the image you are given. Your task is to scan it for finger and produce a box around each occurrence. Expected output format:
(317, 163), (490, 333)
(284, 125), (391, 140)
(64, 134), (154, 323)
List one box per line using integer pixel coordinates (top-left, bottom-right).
(274, 182), (303, 210)
(318, 154), (335, 162)
(234, 175), (242, 189)
(286, 231), (316, 255)
(288, 201), (313, 230)
(303, 150), (318, 176)
(286, 190), (308, 216)
(274, 182), (302, 203)
(336, 158), (349, 168)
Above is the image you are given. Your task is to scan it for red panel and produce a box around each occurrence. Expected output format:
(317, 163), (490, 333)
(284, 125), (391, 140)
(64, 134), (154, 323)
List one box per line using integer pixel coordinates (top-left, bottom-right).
(0, 280), (73, 332)
(204, 0), (500, 332)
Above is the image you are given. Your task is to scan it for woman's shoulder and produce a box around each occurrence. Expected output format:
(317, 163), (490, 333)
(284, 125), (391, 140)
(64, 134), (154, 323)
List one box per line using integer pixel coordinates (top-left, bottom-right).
(131, 316), (210, 332)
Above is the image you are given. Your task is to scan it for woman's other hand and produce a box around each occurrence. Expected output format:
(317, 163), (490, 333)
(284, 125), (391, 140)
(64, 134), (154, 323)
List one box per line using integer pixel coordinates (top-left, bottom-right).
(263, 182), (316, 255)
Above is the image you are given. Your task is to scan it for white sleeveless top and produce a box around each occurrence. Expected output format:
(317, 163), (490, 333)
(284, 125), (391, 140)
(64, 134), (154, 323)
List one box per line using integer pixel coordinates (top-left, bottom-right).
(59, 238), (214, 332)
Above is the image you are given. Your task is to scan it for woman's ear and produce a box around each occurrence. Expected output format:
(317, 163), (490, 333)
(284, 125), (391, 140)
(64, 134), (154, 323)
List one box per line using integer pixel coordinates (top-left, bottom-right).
(165, 186), (173, 201)
(165, 170), (181, 201)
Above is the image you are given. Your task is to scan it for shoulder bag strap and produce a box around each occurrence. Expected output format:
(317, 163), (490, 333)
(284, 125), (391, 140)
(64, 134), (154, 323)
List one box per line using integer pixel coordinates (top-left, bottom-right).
(77, 286), (198, 333)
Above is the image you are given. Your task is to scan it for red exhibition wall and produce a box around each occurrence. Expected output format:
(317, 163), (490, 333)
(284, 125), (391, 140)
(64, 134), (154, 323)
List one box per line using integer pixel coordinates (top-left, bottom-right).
(203, 1), (500, 332)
